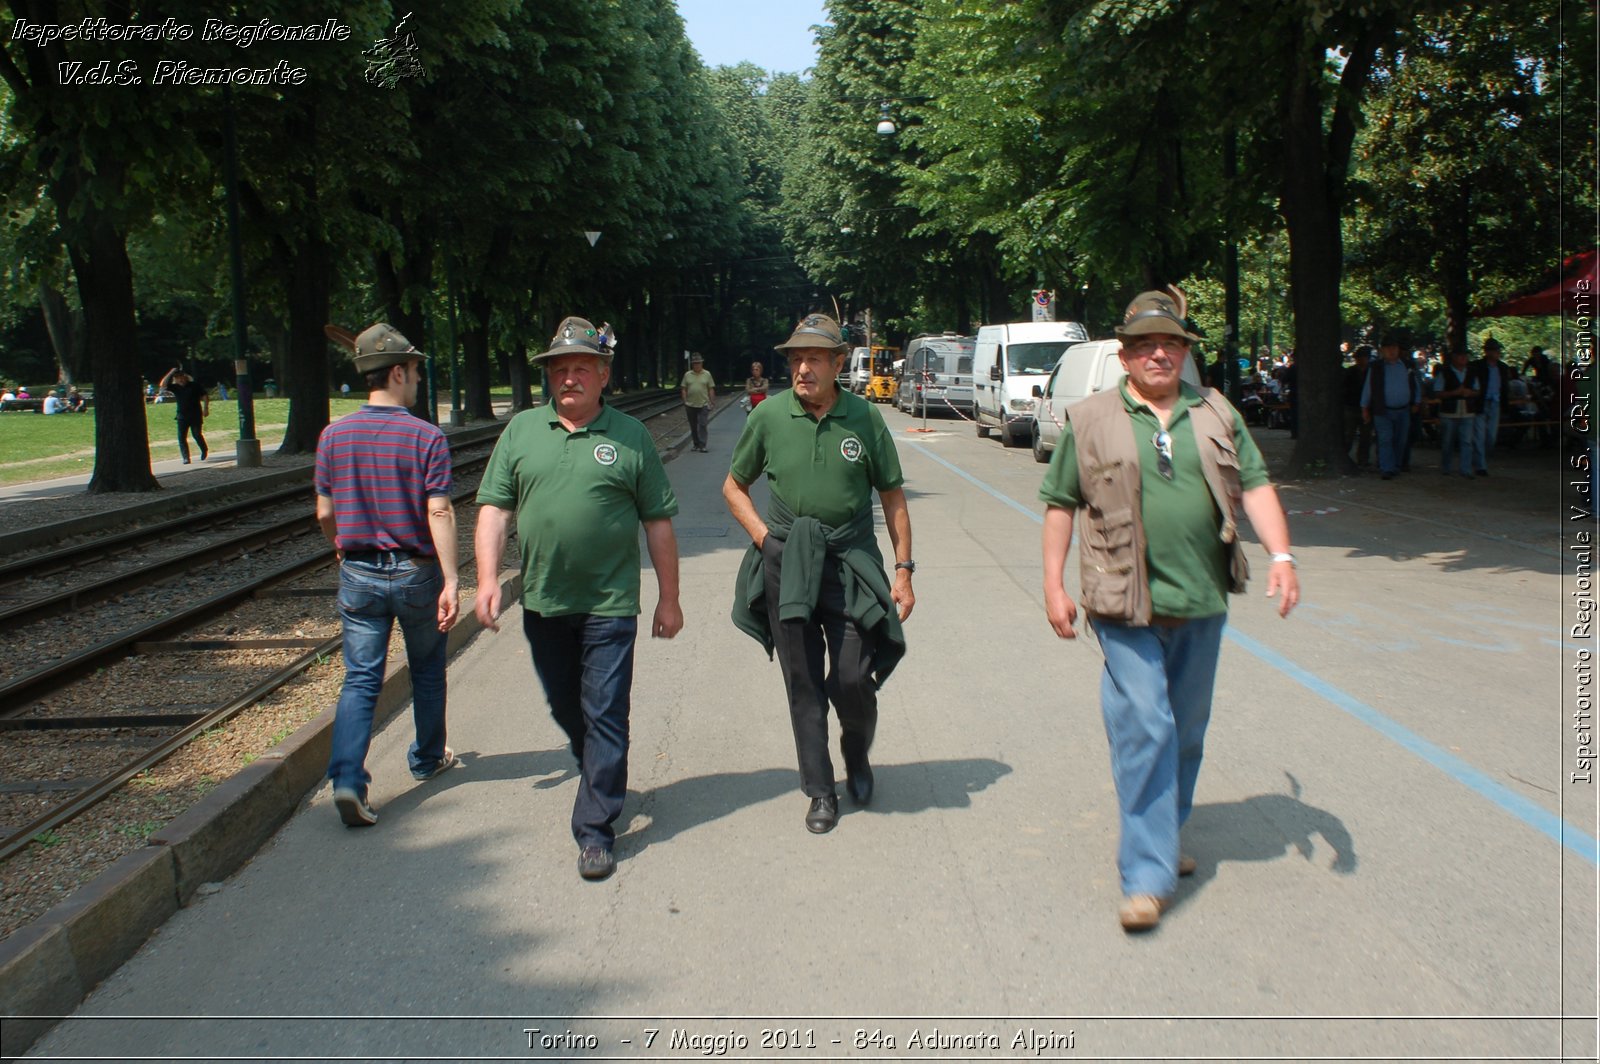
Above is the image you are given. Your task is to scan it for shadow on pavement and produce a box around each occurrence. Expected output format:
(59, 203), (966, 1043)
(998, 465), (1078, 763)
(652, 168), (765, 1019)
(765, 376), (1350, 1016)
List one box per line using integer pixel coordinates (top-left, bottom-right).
(1173, 773), (1357, 914)
(615, 757), (1013, 856)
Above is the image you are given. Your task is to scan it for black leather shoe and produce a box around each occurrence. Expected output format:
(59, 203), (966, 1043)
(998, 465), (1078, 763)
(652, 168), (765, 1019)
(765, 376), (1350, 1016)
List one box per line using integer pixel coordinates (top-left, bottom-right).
(804, 794), (838, 834)
(844, 754), (874, 806)
(577, 846), (615, 880)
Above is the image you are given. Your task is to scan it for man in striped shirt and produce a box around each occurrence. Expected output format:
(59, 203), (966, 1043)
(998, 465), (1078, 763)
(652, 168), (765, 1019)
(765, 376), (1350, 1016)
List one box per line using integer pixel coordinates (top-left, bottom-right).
(315, 323), (460, 828)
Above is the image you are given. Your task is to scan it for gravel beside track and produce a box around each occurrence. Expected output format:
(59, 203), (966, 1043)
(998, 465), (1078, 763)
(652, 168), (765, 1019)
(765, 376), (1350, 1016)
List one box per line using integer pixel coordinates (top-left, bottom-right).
(0, 400), (703, 941)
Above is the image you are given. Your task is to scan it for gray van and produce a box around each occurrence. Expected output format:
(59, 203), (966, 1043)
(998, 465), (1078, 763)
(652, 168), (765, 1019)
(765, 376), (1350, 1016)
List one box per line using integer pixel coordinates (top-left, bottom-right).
(897, 334), (976, 418)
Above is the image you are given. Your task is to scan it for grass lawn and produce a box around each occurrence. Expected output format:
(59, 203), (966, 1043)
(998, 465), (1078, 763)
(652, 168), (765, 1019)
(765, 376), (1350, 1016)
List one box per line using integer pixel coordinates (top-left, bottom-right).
(0, 398), (369, 486)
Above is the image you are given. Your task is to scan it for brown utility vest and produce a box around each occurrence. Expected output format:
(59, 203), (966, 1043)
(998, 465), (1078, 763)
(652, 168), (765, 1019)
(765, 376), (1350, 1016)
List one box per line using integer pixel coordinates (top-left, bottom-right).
(1064, 386), (1249, 625)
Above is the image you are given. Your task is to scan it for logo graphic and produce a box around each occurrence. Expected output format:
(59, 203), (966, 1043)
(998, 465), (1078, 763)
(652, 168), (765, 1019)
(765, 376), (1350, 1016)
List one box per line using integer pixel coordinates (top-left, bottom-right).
(594, 443), (618, 466)
(840, 437), (864, 463)
(364, 12), (425, 89)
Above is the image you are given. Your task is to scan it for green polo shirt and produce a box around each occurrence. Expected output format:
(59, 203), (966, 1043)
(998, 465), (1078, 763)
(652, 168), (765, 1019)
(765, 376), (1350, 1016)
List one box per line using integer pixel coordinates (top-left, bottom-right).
(1038, 382), (1270, 618)
(729, 387), (904, 526)
(476, 402), (678, 617)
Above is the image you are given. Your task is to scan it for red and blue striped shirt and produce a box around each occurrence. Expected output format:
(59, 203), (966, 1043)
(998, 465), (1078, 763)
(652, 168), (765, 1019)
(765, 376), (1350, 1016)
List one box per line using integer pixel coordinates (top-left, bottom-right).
(314, 405), (451, 555)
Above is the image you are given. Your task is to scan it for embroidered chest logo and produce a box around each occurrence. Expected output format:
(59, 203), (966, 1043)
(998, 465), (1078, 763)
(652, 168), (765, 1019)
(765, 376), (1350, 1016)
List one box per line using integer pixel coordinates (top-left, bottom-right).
(840, 436), (864, 463)
(593, 443), (618, 466)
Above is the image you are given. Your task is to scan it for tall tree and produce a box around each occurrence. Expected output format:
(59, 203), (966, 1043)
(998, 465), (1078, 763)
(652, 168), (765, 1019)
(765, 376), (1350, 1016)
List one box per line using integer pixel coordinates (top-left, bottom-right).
(1347, 2), (1582, 353)
(0, 2), (214, 490)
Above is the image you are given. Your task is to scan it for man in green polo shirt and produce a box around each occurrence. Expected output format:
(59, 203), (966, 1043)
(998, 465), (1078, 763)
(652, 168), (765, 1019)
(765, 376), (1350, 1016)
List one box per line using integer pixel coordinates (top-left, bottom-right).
(724, 313), (915, 835)
(1039, 286), (1300, 932)
(475, 316), (682, 882)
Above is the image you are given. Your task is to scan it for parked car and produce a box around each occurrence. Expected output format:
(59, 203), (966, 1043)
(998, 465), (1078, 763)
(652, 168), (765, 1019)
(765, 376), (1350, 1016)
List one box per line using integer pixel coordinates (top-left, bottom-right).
(896, 333), (975, 417)
(1030, 338), (1203, 463)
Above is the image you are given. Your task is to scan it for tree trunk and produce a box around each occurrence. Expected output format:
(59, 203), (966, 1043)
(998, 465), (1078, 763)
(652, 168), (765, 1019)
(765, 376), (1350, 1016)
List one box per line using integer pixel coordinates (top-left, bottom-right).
(39, 282), (88, 383)
(278, 236), (331, 455)
(1441, 193), (1473, 355)
(507, 343), (533, 410)
(1280, 22), (1387, 478)
(462, 288), (494, 420)
(69, 220), (157, 493)
(1281, 86), (1353, 475)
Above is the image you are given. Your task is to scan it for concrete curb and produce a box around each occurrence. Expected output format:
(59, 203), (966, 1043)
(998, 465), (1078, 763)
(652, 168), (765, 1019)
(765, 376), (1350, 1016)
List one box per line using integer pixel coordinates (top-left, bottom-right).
(0, 569), (521, 1060)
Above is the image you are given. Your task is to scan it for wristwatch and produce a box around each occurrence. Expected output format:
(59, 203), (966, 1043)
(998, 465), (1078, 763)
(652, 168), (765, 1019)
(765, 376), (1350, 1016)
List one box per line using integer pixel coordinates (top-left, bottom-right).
(1269, 552), (1297, 567)
(894, 560), (916, 574)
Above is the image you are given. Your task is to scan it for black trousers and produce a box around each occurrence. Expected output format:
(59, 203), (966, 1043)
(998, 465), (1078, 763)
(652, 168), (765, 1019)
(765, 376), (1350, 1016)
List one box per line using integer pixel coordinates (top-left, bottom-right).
(762, 538), (878, 797)
(177, 418), (207, 461)
(686, 404), (710, 449)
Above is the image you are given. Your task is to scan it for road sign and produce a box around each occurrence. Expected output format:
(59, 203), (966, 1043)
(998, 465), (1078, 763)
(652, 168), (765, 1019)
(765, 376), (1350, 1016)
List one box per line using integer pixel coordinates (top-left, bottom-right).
(1031, 289), (1056, 322)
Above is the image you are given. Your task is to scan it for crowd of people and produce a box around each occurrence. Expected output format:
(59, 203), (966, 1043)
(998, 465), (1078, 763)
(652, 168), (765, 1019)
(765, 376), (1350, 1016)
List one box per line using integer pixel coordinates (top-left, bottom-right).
(1341, 335), (1565, 478)
(1, 383), (87, 412)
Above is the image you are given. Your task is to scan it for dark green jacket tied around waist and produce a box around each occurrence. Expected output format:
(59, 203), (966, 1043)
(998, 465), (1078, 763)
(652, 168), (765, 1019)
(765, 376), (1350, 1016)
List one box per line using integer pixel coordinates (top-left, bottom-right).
(731, 493), (906, 688)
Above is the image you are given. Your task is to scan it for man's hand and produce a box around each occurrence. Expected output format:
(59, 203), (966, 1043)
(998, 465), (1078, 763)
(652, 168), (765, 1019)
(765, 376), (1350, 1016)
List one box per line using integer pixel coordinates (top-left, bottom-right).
(891, 570), (915, 621)
(1266, 561), (1300, 619)
(437, 578), (460, 632)
(652, 598), (684, 639)
(475, 581), (503, 632)
(1045, 585), (1079, 639)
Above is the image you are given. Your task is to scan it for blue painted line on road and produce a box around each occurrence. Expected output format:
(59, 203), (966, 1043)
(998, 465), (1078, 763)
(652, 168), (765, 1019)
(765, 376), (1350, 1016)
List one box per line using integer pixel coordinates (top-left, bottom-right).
(1225, 628), (1598, 866)
(901, 438), (1043, 521)
(902, 437), (1600, 867)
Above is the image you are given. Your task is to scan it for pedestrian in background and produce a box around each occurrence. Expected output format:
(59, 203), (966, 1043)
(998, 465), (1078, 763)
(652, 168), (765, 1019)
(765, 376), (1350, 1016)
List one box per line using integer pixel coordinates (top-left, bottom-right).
(474, 316), (682, 882)
(1040, 286), (1299, 932)
(681, 353), (716, 452)
(160, 366), (210, 464)
(1472, 337), (1511, 475)
(1342, 345), (1374, 469)
(1360, 334), (1419, 480)
(1432, 349), (1480, 478)
(315, 324), (460, 828)
(724, 313), (914, 835)
(745, 360), (770, 410)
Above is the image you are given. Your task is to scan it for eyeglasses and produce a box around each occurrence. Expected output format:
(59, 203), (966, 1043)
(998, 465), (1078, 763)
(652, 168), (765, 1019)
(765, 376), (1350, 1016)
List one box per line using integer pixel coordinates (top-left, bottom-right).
(1152, 429), (1174, 480)
(1127, 337), (1191, 358)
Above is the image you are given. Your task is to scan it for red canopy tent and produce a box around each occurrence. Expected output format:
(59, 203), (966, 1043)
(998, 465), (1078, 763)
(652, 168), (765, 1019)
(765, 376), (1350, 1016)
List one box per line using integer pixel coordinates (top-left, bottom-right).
(1479, 249), (1599, 317)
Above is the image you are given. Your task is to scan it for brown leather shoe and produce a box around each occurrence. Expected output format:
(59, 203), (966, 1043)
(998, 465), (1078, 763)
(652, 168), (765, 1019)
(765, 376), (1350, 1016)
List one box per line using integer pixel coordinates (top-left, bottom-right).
(1119, 894), (1166, 932)
(1178, 854), (1196, 876)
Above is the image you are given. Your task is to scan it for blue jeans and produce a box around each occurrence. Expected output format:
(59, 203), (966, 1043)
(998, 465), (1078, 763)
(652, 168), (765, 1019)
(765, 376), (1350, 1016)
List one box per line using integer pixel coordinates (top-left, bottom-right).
(522, 611), (638, 850)
(327, 557), (449, 795)
(1094, 614), (1226, 898)
(1438, 417), (1474, 476)
(1372, 409), (1409, 474)
(1473, 399), (1501, 471)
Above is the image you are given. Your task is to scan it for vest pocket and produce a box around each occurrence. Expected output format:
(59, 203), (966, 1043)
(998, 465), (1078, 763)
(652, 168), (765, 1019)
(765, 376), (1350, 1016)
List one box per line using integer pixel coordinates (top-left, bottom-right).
(1081, 507), (1136, 616)
(1083, 506), (1134, 549)
(1205, 432), (1240, 468)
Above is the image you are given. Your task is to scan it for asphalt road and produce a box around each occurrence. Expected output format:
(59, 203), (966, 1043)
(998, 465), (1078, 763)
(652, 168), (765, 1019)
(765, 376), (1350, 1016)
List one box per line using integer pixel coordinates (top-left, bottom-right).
(27, 401), (1597, 1062)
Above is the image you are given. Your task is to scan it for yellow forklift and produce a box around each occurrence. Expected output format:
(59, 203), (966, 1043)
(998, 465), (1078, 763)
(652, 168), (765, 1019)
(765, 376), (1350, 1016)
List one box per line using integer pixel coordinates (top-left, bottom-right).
(863, 345), (901, 403)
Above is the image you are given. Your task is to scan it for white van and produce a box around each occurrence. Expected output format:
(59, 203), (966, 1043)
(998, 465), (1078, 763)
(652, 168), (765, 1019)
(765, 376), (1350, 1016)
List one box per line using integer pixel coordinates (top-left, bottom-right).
(845, 347), (872, 393)
(972, 320), (1090, 446)
(1030, 338), (1203, 463)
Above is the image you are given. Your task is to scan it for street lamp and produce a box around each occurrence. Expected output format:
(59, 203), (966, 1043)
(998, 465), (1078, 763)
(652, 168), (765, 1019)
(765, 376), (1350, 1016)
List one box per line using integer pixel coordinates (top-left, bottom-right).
(876, 102), (896, 136)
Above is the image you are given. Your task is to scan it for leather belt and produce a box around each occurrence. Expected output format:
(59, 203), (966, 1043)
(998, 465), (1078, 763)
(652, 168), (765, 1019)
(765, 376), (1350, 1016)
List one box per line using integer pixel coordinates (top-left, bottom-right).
(343, 549), (436, 565)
